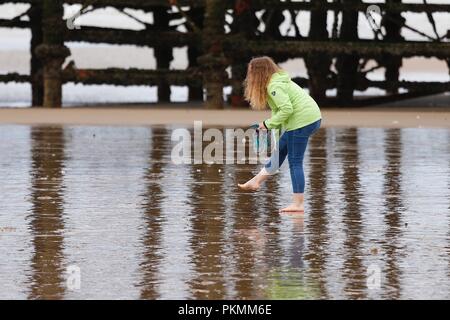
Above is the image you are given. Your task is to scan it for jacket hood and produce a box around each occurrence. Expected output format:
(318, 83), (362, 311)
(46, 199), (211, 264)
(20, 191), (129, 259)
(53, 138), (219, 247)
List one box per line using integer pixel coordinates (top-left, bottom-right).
(270, 71), (291, 84)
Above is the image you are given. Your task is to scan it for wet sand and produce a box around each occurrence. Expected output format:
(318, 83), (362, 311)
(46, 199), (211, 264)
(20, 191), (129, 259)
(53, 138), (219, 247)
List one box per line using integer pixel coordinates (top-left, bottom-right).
(1, 125), (450, 299)
(0, 106), (449, 128)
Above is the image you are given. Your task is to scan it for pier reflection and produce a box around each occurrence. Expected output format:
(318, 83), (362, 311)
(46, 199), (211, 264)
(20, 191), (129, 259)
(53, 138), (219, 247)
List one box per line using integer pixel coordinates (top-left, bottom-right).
(304, 128), (330, 299)
(188, 140), (227, 299)
(140, 127), (168, 300)
(382, 129), (404, 299)
(28, 126), (66, 299)
(337, 128), (366, 299)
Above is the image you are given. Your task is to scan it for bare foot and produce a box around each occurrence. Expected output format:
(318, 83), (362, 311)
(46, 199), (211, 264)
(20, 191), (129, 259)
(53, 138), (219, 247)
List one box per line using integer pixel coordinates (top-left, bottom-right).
(279, 203), (304, 213)
(237, 179), (260, 191)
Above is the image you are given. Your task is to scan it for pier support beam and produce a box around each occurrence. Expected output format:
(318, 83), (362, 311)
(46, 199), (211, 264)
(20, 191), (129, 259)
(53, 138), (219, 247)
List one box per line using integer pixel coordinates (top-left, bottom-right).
(187, 8), (204, 101)
(199, 0), (227, 109)
(447, 59), (450, 77)
(29, 2), (43, 107)
(305, 1), (331, 104)
(154, 6), (173, 102)
(35, 0), (70, 108)
(229, 0), (257, 107)
(336, 0), (360, 103)
(382, 0), (404, 95)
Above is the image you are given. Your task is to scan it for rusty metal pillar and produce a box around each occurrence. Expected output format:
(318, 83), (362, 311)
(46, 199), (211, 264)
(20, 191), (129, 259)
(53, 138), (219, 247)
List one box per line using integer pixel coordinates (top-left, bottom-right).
(336, 0), (360, 104)
(154, 6), (173, 103)
(187, 8), (204, 102)
(229, 0), (258, 107)
(29, 2), (44, 106)
(382, 0), (404, 95)
(35, 0), (70, 108)
(199, 0), (227, 109)
(305, 0), (331, 104)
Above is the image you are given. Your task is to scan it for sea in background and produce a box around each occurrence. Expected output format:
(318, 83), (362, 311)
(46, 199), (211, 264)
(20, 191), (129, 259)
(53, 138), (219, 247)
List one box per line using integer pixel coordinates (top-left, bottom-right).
(0, 1), (449, 107)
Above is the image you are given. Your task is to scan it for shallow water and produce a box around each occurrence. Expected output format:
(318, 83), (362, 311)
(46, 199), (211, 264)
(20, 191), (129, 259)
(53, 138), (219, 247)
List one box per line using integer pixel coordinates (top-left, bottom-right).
(0, 125), (449, 300)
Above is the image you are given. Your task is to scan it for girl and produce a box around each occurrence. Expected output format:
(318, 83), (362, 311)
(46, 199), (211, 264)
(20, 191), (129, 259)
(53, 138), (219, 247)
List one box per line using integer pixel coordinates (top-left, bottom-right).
(238, 56), (322, 213)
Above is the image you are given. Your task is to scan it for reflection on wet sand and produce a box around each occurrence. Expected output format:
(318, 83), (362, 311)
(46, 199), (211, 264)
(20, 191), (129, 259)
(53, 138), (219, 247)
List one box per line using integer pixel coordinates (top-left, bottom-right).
(447, 131), (450, 287)
(139, 127), (168, 300)
(304, 128), (330, 299)
(188, 143), (227, 299)
(230, 160), (260, 299)
(28, 127), (66, 299)
(0, 125), (449, 299)
(337, 128), (366, 299)
(382, 129), (404, 299)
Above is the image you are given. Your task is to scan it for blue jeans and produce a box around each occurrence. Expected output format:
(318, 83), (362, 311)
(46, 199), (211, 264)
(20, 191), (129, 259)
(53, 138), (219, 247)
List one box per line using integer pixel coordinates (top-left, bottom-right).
(265, 119), (321, 193)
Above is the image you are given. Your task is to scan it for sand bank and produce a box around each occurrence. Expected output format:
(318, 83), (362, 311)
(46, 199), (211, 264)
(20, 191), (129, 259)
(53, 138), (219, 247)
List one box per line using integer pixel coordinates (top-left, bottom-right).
(0, 106), (449, 128)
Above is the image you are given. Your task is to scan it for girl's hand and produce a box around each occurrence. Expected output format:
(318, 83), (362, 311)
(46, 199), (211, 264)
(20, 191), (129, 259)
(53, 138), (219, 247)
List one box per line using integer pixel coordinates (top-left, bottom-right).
(259, 122), (267, 130)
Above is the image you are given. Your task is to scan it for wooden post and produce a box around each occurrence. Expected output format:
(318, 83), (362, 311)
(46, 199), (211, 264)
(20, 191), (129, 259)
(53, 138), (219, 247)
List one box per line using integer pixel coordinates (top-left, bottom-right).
(305, 1), (331, 104)
(229, 0), (258, 107)
(336, 0), (360, 103)
(262, 8), (284, 40)
(199, 0), (227, 109)
(447, 59), (450, 77)
(382, 0), (404, 95)
(35, 0), (70, 108)
(154, 6), (172, 102)
(29, 2), (44, 107)
(187, 8), (204, 102)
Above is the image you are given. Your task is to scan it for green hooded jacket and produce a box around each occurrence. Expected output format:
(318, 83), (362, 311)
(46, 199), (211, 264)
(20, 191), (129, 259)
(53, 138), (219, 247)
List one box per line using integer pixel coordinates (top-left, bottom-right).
(264, 71), (322, 131)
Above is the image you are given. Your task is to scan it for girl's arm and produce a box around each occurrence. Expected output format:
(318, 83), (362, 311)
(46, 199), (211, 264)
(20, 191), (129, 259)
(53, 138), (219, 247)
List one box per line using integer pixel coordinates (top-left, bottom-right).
(264, 85), (293, 129)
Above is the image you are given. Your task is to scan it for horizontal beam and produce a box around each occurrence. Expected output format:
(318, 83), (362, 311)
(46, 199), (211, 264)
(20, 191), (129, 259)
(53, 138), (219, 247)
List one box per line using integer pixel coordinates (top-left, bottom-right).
(63, 0), (204, 10)
(62, 68), (204, 86)
(228, 39), (450, 59)
(0, 73), (30, 82)
(2, 0), (450, 12)
(291, 77), (450, 92)
(0, 18), (30, 28)
(250, 0), (450, 13)
(367, 81), (450, 92)
(65, 26), (198, 46)
(3, 71), (448, 95)
(0, 0), (203, 10)
(2, 0), (450, 13)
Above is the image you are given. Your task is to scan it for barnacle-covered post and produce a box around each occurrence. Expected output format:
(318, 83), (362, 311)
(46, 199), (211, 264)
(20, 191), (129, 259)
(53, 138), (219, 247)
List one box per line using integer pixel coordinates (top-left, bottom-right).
(199, 0), (227, 109)
(261, 7), (284, 40)
(154, 6), (173, 102)
(29, 2), (44, 106)
(382, 0), (404, 95)
(35, 0), (70, 108)
(186, 7), (204, 101)
(229, 0), (258, 107)
(305, 1), (331, 104)
(336, 0), (360, 103)
(447, 58), (450, 77)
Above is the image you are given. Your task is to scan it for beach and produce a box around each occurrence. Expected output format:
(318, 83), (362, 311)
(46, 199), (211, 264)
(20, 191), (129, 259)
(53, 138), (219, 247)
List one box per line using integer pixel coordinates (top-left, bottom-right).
(0, 105), (449, 128)
(1, 3), (450, 301)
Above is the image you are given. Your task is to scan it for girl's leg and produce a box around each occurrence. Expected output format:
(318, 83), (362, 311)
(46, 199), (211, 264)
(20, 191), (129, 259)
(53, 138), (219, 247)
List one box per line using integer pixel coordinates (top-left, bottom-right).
(281, 120), (321, 212)
(280, 134), (309, 212)
(238, 130), (288, 191)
